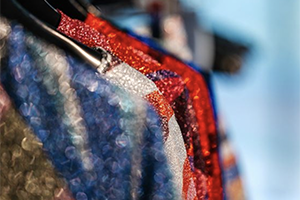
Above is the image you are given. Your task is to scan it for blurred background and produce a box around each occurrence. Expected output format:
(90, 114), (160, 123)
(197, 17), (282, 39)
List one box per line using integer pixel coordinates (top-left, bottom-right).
(195, 1), (300, 200)
(93, 0), (300, 199)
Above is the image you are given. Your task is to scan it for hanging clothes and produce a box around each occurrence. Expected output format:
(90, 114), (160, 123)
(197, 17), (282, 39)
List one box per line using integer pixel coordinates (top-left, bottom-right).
(123, 17), (246, 200)
(126, 16), (246, 200)
(57, 10), (212, 199)
(57, 10), (192, 197)
(0, 1), (245, 199)
(125, 22), (246, 200)
(0, 19), (176, 200)
(83, 13), (223, 199)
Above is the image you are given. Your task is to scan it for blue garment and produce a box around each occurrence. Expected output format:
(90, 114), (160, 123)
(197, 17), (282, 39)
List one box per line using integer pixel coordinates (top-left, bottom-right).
(1, 22), (175, 200)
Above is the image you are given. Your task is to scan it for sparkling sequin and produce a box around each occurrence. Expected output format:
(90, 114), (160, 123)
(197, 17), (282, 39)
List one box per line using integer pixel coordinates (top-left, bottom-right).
(164, 115), (187, 193)
(182, 157), (197, 200)
(104, 62), (158, 96)
(146, 70), (185, 103)
(145, 91), (173, 121)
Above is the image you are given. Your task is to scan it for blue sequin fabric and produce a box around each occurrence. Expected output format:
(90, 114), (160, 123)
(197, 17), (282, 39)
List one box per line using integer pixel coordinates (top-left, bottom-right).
(1, 21), (176, 200)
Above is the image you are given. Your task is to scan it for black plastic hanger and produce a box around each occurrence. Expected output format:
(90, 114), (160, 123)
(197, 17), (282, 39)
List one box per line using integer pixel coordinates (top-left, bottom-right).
(72, 0), (102, 17)
(46, 0), (88, 21)
(16, 0), (61, 27)
(1, 0), (106, 70)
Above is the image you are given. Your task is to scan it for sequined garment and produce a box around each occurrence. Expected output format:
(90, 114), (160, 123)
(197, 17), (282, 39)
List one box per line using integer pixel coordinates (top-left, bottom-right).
(126, 21), (247, 199)
(125, 29), (246, 200)
(1, 21), (176, 200)
(57, 11), (197, 199)
(84, 14), (223, 200)
(132, 18), (245, 200)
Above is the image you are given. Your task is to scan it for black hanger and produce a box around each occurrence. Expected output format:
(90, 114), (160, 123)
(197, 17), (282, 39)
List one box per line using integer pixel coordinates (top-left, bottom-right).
(16, 0), (61, 27)
(212, 33), (249, 74)
(43, 0), (101, 21)
(46, 0), (88, 21)
(1, 0), (106, 70)
(72, 0), (102, 17)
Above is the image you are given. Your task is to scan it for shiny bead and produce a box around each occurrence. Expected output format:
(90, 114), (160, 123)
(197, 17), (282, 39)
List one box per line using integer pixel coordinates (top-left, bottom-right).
(76, 192), (88, 200)
(116, 134), (129, 148)
(12, 145), (22, 158)
(21, 137), (32, 151)
(25, 180), (40, 195)
(65, 146), (77, 160)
